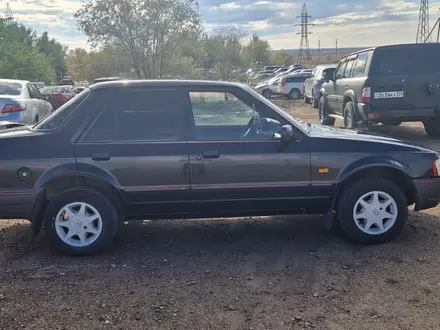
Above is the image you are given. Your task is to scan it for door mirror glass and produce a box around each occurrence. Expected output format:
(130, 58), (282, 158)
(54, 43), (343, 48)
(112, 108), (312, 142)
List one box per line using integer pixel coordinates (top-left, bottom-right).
(274, 125), (294, 143)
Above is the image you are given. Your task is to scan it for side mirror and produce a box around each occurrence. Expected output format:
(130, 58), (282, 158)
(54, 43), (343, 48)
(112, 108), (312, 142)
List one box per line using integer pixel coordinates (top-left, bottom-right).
(42, 95), (48, 101)
(272, 125), (294, 142)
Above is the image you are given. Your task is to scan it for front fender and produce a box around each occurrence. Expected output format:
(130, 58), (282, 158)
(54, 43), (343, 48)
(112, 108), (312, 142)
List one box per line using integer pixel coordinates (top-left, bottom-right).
(335, 156), (415, 183)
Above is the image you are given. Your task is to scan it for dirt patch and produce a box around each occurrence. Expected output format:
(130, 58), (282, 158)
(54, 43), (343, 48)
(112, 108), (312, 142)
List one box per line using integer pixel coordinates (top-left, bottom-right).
(1, 100), (440, 330)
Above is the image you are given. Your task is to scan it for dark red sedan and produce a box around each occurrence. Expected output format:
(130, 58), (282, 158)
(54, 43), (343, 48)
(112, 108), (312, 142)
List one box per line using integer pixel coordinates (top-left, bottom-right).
(40, 86), (75, 110)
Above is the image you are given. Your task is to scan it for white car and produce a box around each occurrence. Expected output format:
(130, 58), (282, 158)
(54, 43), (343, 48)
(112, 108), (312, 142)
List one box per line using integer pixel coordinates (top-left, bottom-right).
(277, 74), (309, 99)
(254, 76), (282, 98)
(0, 79), (53, 125)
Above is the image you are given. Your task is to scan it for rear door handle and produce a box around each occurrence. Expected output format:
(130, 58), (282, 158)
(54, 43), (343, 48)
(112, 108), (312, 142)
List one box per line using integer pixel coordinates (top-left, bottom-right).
(202, 150), (220, 159)
(92, 152), (111, 161)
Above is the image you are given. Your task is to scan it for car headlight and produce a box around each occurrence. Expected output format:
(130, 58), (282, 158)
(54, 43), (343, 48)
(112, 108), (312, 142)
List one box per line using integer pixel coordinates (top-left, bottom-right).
(433, 158), (440, 176)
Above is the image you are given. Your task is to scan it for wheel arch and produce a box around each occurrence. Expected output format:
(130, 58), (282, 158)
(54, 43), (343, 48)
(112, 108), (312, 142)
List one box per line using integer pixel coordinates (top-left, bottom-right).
(342, 90), (357, 110)
(334, 160), (417, 209)
(31, 164), (125, 236)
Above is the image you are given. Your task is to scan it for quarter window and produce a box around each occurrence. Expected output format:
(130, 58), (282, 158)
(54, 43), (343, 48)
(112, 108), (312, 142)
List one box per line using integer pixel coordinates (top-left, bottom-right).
(85, 89), (182, 142)
(351, 53), (369, 77)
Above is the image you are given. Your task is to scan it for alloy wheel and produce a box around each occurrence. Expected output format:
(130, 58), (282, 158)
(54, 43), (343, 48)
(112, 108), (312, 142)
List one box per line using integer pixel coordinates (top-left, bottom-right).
(55, 202), (103, 247)
(353, 191), (398, 235)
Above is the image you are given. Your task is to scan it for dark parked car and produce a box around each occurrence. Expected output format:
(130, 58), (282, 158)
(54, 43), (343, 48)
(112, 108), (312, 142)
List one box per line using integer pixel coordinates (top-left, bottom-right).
(318, 43), (440, 136)
(2, 80), (440, 255)
(304, 64), (337, 108)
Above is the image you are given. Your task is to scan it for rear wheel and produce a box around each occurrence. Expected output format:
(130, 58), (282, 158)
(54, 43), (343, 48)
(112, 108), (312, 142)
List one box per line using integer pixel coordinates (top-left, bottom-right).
(319, 96), (335, 126)
(337, 177), (408, 245)
(288, 88), (301, 100)
(343, 101), (357, 129)
(43, 187), (120, 256)
(423, 118), (440, 137)
(262, 89), (272, 98)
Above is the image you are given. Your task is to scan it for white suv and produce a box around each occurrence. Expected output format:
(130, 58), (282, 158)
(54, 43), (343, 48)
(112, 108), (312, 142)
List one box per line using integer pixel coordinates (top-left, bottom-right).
(277, 74), (308, 99)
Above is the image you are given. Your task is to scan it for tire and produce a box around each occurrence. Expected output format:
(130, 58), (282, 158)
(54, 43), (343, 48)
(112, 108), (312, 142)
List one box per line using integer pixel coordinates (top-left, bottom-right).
(43, 187), (120, 256)
(312, 91), (319, 109)
(304, 95), (311, 104)
(337, 177), (408, 245)
(319, 96), (335, 126)
(262, 89), (272, 99)
(288, 88), (301, 100)
(343, 101), (357, 129)
(424, 118), (440, 137)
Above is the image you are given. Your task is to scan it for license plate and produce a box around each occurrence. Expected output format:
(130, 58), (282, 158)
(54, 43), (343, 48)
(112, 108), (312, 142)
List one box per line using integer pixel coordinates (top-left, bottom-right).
(373, 91), (404, 99)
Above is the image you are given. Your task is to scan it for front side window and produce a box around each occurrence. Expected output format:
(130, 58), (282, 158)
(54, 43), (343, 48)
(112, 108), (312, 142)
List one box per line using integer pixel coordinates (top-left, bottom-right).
(189, 91), (283, 141)
(335, 60), (348, 79)
(344, 59), (357, 78)
(85, 89), (182, 142)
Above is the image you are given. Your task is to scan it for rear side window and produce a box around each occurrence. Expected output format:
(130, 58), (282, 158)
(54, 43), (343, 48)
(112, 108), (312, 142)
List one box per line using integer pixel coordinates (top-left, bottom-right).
(351, 53), (369, 77)
(370, 47), (440, 76)
(85, 89), (183, 142)
(286, 76), (307, 83)
(34, 89), (91, 130)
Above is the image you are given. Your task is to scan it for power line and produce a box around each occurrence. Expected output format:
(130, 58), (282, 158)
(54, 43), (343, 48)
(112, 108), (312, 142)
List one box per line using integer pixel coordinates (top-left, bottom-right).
(294, 3), (314, 64)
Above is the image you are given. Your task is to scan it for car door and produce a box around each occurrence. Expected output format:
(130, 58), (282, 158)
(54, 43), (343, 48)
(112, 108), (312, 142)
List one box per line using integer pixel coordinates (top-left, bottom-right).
(335, 57), (357, 113)
(26, 83), (40, 124)
(74, 87), (191, 218)
(184, 86), (311, 217)
(328, 59), (349, 114)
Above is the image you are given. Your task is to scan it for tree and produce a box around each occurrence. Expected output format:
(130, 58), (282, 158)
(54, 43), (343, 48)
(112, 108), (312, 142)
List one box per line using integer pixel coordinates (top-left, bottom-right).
(75, 0), (201, 79)
(209, 28), (246, 81)
(37, 32), (68, 80)
(0, 20), (56, 84)
(243, 33), (271, 67)
(271, 50), (291, 67)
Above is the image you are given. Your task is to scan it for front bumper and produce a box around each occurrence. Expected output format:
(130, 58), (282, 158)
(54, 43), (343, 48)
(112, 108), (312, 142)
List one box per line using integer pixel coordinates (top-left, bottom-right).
(413, 178), (440, 211)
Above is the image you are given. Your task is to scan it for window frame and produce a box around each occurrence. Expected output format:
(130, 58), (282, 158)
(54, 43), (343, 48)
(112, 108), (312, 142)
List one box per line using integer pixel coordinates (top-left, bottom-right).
(183, 85), (291, 142)
(79, 87), (187, 144)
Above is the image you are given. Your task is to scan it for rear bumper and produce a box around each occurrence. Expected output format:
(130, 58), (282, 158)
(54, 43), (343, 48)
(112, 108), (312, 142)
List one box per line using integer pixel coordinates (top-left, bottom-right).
(0, 189), (37, 220)
(413, 178), (440, 211)
(357, 104), (440, 122)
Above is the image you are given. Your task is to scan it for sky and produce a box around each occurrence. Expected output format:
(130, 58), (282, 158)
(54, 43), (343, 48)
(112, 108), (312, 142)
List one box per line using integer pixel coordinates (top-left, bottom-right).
(5, 0), (440, 50)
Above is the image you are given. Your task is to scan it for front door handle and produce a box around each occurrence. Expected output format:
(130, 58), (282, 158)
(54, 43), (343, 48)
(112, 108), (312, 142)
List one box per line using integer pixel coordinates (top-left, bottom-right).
(202, 150), (220, 159)
(92, 152), (111, 161)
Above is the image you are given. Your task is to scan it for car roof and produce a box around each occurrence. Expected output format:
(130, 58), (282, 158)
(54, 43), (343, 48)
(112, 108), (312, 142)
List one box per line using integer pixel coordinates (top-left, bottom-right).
(0, 79), (28, 84)
(90, 79), (246, 90)
(345, 43), (440, 58)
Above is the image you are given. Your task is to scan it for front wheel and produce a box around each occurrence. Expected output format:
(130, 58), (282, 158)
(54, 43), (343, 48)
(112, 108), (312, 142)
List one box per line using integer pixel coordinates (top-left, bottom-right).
(319, 96), (335, 126)
(312, 91), (319, 109)
(43, 187), (120, 256)
(343, 101), (357, 129)
(304, 95), (311, 104)
(337, 177), (408, 245)
(262, 89), (272, 98)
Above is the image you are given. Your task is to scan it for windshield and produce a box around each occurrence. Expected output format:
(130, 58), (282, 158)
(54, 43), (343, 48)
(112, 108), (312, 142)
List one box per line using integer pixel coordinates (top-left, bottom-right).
(0, 82), (22, 96)
(34, 88), (90, 130)
(41, 86), (63, 93)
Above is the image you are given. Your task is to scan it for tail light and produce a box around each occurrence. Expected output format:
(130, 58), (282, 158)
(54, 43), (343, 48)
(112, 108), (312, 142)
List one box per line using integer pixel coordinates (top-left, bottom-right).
(281, 78), (286, 87)
(362, 87), (371, 104)
(433, 159), (440, 176)
(2, 104), (25, 113)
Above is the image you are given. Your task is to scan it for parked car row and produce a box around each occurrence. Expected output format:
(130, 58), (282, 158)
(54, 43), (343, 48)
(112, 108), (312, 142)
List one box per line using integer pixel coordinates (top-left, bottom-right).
(254, 69), (312, 99)
(303, 43), (440, 138)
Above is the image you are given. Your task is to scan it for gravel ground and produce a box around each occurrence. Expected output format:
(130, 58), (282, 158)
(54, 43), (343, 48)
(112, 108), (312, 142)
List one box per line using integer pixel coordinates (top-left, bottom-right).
(1, 100), (440, 330)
